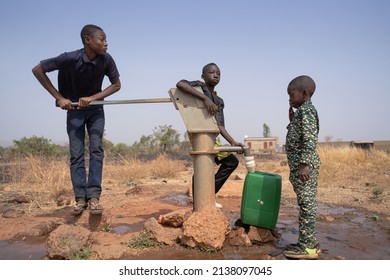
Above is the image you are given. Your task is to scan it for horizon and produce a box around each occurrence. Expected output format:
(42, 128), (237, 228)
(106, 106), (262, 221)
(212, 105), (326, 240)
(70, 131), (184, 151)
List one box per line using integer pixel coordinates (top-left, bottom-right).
(2, 136), (389, 149)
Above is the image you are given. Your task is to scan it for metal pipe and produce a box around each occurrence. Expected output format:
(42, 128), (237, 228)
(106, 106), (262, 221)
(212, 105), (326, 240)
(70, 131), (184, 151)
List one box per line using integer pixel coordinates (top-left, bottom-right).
(191, 133), (216, 211)
(214, 145), (249, 153)
(69, 98), (172, 107)
(214, 145), (256, 172)
(243, 147), (252, 157)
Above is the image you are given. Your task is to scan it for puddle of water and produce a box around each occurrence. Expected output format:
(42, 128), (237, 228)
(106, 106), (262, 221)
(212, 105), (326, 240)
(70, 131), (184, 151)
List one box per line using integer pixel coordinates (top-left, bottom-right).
(317, 204), (355, 215)
(350, 216), (367, 224)
(0, 240), (46, 260)
(112, 222), (144, 234)
(160, 194), (190, 206)
(275, 228), (299, 248)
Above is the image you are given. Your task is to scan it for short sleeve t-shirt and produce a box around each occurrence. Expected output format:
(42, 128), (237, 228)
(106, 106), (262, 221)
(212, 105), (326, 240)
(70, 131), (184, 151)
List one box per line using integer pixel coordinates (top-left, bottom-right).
(40, 49), (120, 102)
(179, 80), (225, 127)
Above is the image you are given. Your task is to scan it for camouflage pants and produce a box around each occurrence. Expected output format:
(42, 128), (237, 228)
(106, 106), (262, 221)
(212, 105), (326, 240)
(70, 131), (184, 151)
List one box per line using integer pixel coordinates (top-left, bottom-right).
(289, 167), (319, 248)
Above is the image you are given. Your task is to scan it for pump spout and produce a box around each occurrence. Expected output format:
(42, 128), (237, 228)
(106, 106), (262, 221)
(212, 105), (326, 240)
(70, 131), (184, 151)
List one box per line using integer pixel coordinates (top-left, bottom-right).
(243, 146), (256, 173)
(214, 145), (256, 173)
(243, 146), (251, 157)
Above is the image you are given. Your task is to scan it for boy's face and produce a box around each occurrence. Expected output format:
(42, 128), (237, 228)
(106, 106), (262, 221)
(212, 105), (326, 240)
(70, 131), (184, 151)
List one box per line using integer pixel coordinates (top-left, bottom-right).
(85, 30), (108, 55)
(287, 85), (307, 108)
(202, 65), (220, 87)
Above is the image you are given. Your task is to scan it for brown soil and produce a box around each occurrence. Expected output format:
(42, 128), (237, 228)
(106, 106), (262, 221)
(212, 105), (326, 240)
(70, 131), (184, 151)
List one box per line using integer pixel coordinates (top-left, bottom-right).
(0, 155), (389, 260)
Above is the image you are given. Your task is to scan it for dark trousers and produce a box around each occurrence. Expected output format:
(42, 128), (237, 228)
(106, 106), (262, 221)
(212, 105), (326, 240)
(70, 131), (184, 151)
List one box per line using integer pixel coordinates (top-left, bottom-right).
(67, 107), (105, 201)
(289, 167), (319, 248)
(192, 153), (239, 196)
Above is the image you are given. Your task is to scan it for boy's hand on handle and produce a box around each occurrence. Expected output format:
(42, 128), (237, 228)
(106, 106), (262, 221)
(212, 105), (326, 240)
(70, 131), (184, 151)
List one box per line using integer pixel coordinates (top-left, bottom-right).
(57, 97), (73, 110)
(289, 106), (295, 121)
(232, 141), (245, 154)
(78, 97), (93, 108)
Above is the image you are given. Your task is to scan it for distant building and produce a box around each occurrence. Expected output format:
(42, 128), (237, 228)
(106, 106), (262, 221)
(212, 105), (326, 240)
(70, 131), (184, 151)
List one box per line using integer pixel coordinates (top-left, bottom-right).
(244, 136), (279, 154)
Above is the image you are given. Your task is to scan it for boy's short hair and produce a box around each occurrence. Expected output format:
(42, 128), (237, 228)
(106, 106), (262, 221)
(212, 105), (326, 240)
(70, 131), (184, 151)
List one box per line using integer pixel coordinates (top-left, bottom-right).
(289, 75), (316, 96)
(202, 62), (219, 74)
(80, 24), (103, 44)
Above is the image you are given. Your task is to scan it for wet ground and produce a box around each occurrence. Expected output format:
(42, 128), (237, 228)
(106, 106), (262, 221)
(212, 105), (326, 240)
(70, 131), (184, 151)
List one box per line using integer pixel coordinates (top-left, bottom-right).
(1, 193), (389, 260)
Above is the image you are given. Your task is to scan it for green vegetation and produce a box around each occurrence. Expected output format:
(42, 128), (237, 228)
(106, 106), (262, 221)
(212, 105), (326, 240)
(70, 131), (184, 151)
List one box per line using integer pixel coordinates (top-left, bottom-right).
(125, 232), (162, 249)
(0, 124), (191, 160)
(197, 245), (218, 254)
(372, 187), (384, 197)
(102, 223), (112, 233)
(68, 247), (93, 260)
(59, 237), (92, 260)
(12, 135), (67, 157)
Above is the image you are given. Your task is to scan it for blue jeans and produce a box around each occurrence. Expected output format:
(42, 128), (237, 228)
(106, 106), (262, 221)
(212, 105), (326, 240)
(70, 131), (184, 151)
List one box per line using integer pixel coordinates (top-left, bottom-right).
(67, 108), (105, 201)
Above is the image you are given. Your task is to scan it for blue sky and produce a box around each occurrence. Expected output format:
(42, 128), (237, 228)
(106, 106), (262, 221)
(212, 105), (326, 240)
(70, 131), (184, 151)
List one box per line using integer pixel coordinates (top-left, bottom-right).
(1, 0), (389, 146)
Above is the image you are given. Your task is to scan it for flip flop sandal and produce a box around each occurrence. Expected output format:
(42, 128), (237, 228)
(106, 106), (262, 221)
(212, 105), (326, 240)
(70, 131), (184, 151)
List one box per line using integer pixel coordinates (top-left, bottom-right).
(89, 198), (103, 215)
(73, 200), (87, 216)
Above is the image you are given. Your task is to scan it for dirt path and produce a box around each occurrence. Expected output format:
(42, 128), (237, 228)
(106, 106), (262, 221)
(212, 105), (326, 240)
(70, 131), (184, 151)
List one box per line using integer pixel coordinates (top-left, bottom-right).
(0, 167), (389, 260)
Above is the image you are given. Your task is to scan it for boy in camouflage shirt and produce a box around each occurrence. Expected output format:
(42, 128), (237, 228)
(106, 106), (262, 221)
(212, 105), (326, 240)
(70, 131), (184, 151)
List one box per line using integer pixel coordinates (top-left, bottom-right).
(283, 75), (321, 260)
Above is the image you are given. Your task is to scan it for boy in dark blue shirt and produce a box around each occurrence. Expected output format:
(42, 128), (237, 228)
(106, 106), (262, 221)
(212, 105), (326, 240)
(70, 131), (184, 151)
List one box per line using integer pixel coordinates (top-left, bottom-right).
(176, 63), (244, 208)
(32, 24), (121, 215)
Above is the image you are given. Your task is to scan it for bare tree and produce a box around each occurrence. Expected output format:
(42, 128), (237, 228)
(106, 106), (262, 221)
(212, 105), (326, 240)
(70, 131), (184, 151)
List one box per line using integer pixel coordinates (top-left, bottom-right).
(263, 123), (271, 138)
(324, 135), (333, 142)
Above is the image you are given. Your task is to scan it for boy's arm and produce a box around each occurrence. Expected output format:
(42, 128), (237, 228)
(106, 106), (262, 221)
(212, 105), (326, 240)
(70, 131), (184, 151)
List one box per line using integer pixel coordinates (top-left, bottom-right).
(299, 107), (319, 182)
(78, 78), (121, 108)
(301, 108), (319, 162)
(299, 164), (310, 183)
(176, 80), (217, 115)
(218, 125), (244, 151)
(32, 63), (73, 110)
(289, 106), (295, 122)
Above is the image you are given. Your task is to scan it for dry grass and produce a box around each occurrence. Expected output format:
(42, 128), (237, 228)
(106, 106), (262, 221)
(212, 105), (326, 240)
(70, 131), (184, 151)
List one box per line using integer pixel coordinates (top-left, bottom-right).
(250, 146), (390, 211)
(317, 146), (390, 212)
(250, 146), (390, 191)
(1, 147), (389, 212)
(318, 146), (390, 190)
(1, 155), (71, 200)
(1, 154), (188, 204)
(103, 154), (187, 185)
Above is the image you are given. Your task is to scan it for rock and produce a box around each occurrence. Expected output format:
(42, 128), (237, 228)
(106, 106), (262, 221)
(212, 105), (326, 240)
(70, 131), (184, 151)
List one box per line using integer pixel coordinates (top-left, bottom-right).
(3, 216), (64, 241)
(144, 217), (181, 245)
(2, 209), (24, 218)
(225, 227), (252, 247)
(93, 243), (127, 260)
(180, 206), (229, 250)
(225, 225), (276, 246)
(25, 220), (61, 237)
(47, 224), (93, 259)
(247, 226), (276, 244)
(158, 209), (192, 227)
